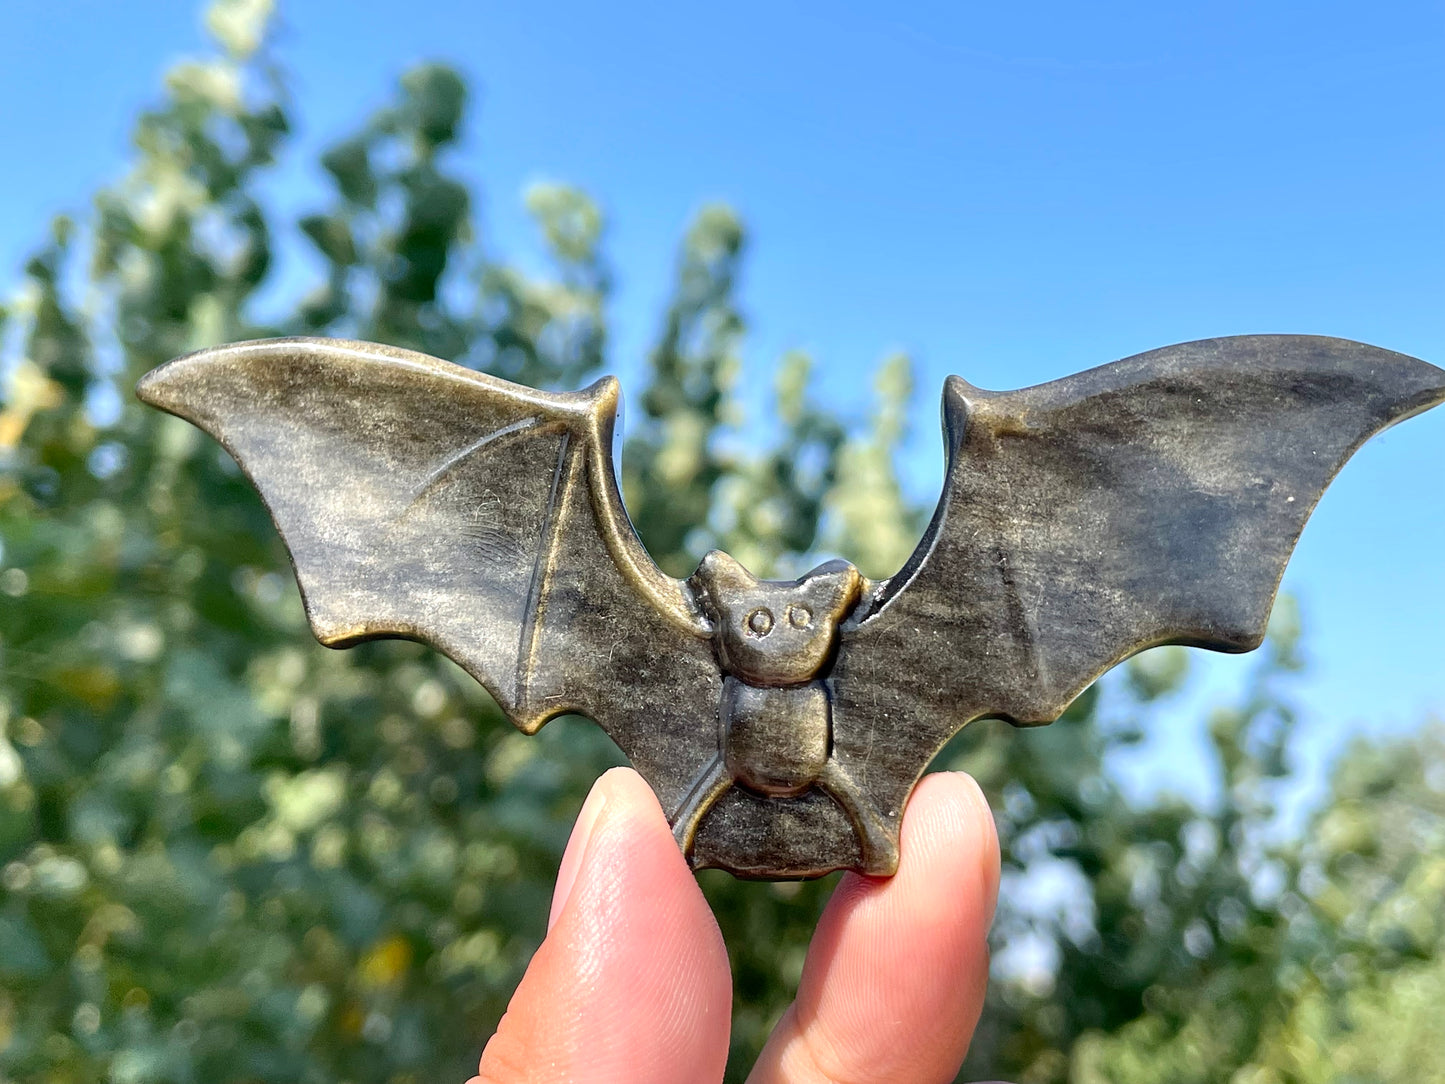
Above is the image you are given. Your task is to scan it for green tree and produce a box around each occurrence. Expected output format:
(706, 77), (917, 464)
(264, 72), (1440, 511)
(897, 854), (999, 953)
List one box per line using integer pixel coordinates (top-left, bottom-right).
(2, 5), (1440, 1083)
(1069, 717), (1445, 1084)
(0, 6), (897, 1080)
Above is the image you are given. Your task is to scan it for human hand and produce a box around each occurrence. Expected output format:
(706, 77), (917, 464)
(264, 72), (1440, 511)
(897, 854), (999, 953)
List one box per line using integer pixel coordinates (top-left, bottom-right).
(469, 766), (1001, 1083)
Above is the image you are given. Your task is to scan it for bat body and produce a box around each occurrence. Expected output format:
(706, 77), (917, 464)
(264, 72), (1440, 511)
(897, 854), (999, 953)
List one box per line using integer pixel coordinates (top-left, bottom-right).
(138, 335), (1445, 879)
(681, 552), (894, 869)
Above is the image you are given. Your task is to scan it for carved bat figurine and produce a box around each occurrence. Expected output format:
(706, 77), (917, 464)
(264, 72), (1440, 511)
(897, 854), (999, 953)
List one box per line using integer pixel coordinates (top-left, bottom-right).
(137, 336), (1445, 879)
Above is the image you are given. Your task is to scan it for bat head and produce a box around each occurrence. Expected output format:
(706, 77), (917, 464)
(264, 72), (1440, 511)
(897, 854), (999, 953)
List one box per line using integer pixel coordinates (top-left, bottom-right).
(690, 551), (863, 686)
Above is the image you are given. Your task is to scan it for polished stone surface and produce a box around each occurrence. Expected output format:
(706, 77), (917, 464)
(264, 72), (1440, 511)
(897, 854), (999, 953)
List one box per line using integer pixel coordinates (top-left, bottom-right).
(138, 335), (1445, 878)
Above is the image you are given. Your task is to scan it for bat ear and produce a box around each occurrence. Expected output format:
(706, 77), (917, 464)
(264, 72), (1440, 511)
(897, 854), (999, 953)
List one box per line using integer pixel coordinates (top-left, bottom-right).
(799, 559), (863, 617)
(692, 550), (759, 599)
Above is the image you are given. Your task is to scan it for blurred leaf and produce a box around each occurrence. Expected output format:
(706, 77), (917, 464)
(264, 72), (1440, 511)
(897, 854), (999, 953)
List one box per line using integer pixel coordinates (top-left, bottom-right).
(1125, 646), (1190, 702)
(1, 7), (1439, 1084)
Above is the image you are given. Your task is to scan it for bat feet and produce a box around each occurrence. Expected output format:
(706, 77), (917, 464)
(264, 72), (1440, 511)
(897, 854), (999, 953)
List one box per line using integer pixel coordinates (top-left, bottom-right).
(818, 759), (897, 875)
(669, 754), (897, 875)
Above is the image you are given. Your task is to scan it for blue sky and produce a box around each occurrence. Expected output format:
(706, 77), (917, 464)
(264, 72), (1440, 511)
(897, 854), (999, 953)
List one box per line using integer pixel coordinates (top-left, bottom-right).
(3, 1), (1442, 811)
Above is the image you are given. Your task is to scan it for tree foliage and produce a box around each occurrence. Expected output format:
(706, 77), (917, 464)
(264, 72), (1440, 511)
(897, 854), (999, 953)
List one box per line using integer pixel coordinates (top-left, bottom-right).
(1, 5), (1440, 1081)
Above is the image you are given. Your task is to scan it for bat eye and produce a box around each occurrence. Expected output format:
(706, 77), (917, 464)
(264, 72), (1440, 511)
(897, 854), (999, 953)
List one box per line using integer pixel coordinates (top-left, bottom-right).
(788, 605), (812, 629)
(746, 608), (774, 636)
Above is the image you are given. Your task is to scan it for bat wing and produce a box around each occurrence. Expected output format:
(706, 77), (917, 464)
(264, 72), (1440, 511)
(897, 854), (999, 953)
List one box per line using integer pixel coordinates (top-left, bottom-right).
(138, 338), (720, 813)
(830, 335), (1445, 833)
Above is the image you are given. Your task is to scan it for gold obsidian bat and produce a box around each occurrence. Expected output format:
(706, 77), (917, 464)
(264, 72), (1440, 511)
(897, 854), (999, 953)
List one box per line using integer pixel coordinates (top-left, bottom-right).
(137, 336), (1445, 879)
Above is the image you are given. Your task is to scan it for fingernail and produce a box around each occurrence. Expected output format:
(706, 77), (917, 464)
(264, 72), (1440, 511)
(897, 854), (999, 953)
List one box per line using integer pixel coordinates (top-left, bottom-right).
(964, 776), (1001, 932)
(548, 778), (610, 932)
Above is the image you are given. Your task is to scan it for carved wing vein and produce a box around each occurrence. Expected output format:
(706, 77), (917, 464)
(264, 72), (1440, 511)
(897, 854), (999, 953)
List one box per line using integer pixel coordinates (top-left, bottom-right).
(409, 416), (542, 505)
(515, 432), (573, 708)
